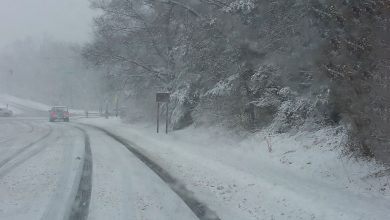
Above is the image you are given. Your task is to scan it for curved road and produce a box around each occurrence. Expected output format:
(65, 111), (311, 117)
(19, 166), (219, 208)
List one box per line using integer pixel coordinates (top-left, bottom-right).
(0, 105), (219, 220)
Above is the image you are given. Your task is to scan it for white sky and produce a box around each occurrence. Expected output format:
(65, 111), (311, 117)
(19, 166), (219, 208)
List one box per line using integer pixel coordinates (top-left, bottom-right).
(0, 0), (97, 48)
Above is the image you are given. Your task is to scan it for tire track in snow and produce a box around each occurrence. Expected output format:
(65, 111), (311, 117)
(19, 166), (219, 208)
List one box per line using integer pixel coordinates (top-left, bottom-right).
(22, 121), (35, 133)
(68, 126), (93, 220)
(81, 124), (220, 220)
(0, 124), (53, 172)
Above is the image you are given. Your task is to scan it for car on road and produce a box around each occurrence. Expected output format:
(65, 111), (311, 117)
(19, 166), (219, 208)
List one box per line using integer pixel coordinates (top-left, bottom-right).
(0, 108), (13, 117)
(49, 106), (70, 122)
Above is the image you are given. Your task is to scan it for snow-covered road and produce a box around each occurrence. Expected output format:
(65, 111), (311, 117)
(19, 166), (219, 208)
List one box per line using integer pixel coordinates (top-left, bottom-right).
(0, 118), (217, 219)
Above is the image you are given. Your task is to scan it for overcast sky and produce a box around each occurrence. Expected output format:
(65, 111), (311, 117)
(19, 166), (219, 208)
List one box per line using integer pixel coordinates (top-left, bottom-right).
(0, 0), (97, 48)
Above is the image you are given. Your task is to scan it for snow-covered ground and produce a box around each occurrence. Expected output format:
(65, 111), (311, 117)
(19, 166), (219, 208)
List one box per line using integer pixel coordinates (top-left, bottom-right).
(78, 117), (390, 220)
(1, 94), (390, 220)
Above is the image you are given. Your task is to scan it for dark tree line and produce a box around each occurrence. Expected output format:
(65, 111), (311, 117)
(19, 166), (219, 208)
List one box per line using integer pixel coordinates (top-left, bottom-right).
(84, 0), (390, 163)
(314, 1), (390, 161)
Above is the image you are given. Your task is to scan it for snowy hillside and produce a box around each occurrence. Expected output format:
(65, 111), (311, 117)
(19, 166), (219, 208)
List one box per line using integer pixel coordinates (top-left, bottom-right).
(0, 94), (51, 111)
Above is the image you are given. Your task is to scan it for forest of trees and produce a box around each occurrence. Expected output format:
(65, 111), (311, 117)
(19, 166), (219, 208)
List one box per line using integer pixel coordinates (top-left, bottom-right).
(83, 0), (390, 163)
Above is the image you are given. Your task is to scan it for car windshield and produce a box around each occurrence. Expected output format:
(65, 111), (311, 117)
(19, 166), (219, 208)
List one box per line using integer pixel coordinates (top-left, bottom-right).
(0, 1), (389, 220)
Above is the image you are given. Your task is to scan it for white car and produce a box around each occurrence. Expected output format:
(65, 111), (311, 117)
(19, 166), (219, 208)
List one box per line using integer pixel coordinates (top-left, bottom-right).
(0, 108), (13, 117)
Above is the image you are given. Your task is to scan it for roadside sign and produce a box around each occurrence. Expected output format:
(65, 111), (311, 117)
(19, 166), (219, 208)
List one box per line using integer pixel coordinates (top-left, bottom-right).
(156, 92), (170, 103)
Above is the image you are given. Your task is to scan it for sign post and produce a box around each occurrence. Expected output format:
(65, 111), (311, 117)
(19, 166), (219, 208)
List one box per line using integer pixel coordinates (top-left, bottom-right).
(166, 102), (169, 134)
(156, 92), (170, 134)
(157, 102), (160, 133)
